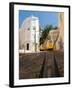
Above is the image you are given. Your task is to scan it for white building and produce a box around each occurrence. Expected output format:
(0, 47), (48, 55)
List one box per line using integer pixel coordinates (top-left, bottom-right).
(19, 15), (40, 53)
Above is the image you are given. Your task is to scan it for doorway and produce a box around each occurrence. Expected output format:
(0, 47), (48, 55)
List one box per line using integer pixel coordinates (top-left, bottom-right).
(27, 43), (29, 50)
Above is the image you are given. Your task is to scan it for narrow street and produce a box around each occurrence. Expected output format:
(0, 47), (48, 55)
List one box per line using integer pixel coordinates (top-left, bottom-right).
(19, 51), (64, 79)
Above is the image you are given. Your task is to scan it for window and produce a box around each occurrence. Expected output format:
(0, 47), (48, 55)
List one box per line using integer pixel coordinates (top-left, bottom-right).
(33, 27), (36, 30)
(28, 28), (30, 30)
(27, 43), (29, 50)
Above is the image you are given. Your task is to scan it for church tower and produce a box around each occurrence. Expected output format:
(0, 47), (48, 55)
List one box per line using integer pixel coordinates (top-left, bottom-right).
(19, 16), (40, 53)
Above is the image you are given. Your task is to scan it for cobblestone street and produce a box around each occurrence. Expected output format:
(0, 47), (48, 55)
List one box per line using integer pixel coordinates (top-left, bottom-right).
(19, 51), (64, 79)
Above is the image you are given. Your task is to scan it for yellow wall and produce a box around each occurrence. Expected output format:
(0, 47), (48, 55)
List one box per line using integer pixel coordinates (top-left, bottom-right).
(59, 13), (64, 42)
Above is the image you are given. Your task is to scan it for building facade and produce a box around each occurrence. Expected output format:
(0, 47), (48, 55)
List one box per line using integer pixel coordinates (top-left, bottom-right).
(56, 13), (64, 50)
(48, 13), (64, 50)
(19, 16), (40, 53)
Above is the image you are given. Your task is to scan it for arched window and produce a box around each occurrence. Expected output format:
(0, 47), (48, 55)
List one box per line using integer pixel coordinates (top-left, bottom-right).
(27, 43), (29, 50)
(33, 27), (36, 30)
(28, 28), (30, 30)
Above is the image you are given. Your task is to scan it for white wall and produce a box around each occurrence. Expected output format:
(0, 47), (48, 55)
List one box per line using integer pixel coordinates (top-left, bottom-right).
(0, 0), (72, 89)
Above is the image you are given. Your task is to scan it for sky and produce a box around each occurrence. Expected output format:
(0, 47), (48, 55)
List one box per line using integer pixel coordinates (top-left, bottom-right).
(19, 10), (59, 29)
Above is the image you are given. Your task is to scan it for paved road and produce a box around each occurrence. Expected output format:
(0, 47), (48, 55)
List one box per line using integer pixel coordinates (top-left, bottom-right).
(19, 51), (64, 79)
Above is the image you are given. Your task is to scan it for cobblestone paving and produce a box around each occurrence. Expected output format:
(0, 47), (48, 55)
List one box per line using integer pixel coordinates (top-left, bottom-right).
(19, 51), (64, 79)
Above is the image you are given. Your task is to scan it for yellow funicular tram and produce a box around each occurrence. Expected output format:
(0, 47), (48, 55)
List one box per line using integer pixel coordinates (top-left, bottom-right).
(40, 40), (55, 51)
